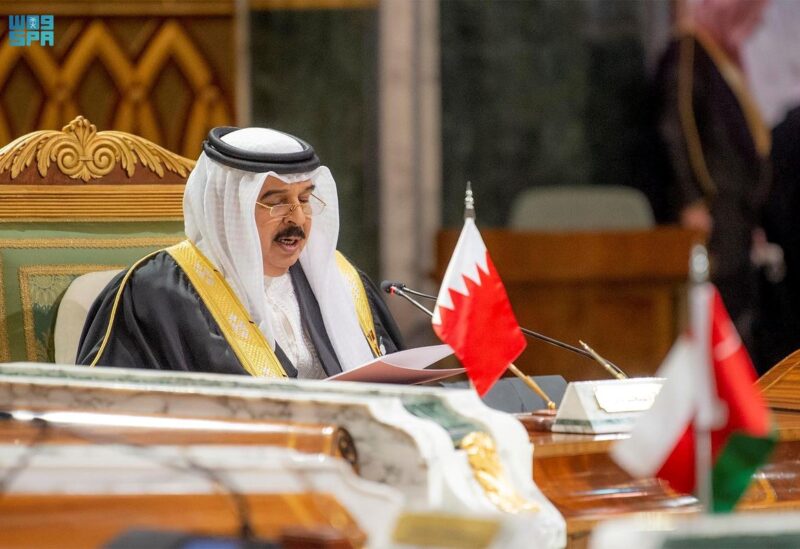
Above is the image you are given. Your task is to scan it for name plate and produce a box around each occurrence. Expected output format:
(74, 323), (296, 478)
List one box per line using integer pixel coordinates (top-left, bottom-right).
(552, 378), (664, 434)
(594, 382), (662, 413)
(392, 512), (500, 548)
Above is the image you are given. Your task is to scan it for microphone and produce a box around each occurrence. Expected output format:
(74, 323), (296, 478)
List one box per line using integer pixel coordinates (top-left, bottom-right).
(379, 280), (401, 293)
(382, 281), (557, 407)
(381, 280), (435, 301)
(381, 280), (629, 380)
(382, 281), (435, 318)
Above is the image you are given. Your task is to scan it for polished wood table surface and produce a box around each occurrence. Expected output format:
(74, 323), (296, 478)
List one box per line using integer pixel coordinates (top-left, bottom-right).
(530, 429), (699, 548)
(0, 410), (365, 548)
(0, 409), (358, 470)
(759, 349), (800, 412)
(528, 350), (800, 548)
(0, 493), (363, 549)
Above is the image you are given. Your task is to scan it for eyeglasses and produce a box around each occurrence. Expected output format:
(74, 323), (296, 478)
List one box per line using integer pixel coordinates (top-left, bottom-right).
(256, 193), (326, 218)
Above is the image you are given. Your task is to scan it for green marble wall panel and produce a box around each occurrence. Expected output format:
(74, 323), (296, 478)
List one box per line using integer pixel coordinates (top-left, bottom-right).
(440, 0), (665, 226)
(250, 8), (379, 277)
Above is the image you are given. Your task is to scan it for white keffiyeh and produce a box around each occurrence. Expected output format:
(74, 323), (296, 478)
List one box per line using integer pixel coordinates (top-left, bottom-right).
(182, 128), (374, 371)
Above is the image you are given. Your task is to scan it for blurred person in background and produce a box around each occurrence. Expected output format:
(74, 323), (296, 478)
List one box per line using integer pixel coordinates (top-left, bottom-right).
(655, 0), (777, 372)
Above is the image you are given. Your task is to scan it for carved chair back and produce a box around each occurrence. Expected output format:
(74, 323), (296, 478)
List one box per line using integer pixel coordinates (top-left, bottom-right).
(0, 116), (192, 363)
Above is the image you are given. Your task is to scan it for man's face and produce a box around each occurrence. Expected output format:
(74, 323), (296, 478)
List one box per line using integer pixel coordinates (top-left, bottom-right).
(255, 175), (314, 277)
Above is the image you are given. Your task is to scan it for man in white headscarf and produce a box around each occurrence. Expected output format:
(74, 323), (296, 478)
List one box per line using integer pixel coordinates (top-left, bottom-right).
(655, 0), (771, 367)
(77, 127), (404, 378)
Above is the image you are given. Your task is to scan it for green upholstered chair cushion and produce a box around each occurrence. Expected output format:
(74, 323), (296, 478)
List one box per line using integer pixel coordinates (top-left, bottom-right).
(0, 221), (183, 363)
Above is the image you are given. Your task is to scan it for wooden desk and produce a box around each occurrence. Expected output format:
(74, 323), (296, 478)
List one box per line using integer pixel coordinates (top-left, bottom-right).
(527, 350), (800, 548)
(436, 227), (699, 381)
(0, 493), (362, 549)
(0, 411), (358, 469)
(530, 430), (699, 548)
(0, 410), (365, 548)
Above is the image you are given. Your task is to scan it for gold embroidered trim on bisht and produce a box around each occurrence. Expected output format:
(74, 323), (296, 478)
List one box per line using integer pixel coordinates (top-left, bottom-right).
(691, 28), (771, 158)
(167, 240), (286, 378)
(676, 29), (772, 202)
(334, 251), (381, 357)
(678, 35), (717, 199)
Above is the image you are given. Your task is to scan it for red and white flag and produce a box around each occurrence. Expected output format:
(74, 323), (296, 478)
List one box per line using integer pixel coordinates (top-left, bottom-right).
(432, 217), (526, 396)
(611, 282), (775, 512)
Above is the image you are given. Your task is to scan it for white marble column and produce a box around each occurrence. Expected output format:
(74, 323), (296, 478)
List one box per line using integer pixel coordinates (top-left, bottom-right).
(378, 0), (441, 341)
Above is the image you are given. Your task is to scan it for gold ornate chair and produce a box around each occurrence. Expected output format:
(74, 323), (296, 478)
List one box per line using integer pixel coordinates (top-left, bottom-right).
(0, 116), (193, 363)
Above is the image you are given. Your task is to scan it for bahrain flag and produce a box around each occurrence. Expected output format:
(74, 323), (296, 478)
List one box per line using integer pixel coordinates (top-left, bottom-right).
(432, 217), (526, 396)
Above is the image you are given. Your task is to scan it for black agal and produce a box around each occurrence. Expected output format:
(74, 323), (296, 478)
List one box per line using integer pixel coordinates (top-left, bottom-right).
(202, 126), (321, 174)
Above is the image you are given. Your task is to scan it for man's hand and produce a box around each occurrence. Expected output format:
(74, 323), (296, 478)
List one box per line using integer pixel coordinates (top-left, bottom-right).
(680, 201), (712, 235)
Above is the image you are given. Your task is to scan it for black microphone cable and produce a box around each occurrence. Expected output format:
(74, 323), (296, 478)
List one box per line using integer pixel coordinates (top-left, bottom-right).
(381, 280), (629, 379)
(0, 411), (50, 500)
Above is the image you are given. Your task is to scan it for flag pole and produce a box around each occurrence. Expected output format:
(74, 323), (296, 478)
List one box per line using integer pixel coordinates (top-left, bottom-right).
(464, 181), (476, 393)
(690, 244), (713, 512)
(464, 182), (556, 410)
(464, 181), (475, 220)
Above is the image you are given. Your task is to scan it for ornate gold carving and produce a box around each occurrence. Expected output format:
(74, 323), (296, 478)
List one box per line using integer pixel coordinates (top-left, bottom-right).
(19, 263), (125, 361)
(0, 184), (185, 221)
(0, 116), (195, 182)
(334, 428), (359, 473)
(459, 432), (539, 514)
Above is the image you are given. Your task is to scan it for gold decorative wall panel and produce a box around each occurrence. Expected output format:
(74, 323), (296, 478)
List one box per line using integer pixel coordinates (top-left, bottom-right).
(0, 5), (235, 158)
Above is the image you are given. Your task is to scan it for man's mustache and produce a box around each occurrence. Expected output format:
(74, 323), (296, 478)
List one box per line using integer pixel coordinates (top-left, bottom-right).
(274, 225), (306, 241)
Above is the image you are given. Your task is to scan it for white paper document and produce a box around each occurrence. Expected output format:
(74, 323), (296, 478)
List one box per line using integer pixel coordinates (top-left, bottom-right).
(327, 344), (463, 384)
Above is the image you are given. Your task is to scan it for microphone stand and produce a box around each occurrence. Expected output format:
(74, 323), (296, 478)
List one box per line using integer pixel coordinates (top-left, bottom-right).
(387, 282), (628, 380)
(388, 285), (558, 410)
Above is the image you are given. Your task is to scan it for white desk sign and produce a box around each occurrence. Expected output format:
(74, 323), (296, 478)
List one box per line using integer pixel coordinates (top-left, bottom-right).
(552, 378), (664, 434)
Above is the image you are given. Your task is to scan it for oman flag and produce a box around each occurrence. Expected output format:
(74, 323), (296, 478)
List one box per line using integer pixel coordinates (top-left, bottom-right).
(432, 217), (526, 396)
(611, 282), (775, 512)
